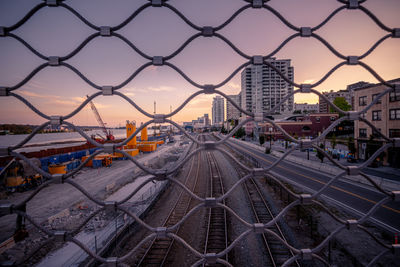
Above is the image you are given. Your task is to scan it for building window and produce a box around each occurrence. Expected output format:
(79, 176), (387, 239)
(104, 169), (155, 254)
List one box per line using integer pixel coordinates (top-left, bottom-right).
(372, 94), (382, 104)
(330, 116), (336, 121)
(389, 129), (400, 138)
(359, 96), (367, 106)
(389, 90), (400, 102)
(360, 112), (366, 119)
(302, 126), (311, 132)
(315, 117), (320, 123)
(359, 128), (367, 138)
(389, 109), (400, 120)
(372, 110), (382, 121)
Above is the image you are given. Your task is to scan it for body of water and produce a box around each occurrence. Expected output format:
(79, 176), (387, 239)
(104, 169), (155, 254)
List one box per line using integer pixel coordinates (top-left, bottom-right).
(0, 128), (155, 148)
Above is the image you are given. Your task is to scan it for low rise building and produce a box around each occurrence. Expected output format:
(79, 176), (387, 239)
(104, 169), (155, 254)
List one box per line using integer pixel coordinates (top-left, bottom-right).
(260, 113), (339, 139)
(294, 103), (319, 113)
(354, 78), (400, 167)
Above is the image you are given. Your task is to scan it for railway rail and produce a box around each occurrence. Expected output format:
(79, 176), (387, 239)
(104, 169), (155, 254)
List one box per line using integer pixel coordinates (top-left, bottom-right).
(214, 134), (299, 267)
(135, 139), (202, 266)
(203, 149), (228, 264)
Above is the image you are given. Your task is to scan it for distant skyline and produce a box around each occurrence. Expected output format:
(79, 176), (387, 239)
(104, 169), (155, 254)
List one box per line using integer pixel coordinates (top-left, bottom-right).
(0, 0), (399, 127)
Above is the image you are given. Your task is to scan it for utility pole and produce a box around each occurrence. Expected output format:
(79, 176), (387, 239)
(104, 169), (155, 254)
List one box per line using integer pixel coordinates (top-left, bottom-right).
(154, 101), (156, 137)
(170, 105), (172, 133)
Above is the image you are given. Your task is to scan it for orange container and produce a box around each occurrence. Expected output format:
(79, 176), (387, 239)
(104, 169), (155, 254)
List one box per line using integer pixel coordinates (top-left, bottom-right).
(48, 164), (67, 174)
(81, 156), (93, 167)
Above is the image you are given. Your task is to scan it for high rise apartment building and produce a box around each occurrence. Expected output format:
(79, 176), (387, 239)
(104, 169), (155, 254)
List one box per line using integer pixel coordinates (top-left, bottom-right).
(212, 96), (224, 125)
(240, 58), (294, 115)
(226, 94), (241, 121)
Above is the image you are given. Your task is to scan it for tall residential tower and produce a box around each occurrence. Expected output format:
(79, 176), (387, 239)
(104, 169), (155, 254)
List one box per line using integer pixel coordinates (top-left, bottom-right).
(212, 96), (224, 126)
(241, 58), (294, 116)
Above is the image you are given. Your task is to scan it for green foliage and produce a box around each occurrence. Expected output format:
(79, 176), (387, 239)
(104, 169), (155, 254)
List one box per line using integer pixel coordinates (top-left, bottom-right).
(0, 124), (33, 134)
(329, 97), (351, 114)
(317, 143), (325, 163)
(293, 110), (302, 114)
(220, 126), (227, 134)
(233, 127), (245, 138)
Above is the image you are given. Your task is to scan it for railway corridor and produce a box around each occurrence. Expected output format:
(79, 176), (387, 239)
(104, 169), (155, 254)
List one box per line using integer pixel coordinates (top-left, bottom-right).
(112, 134), (293, 266)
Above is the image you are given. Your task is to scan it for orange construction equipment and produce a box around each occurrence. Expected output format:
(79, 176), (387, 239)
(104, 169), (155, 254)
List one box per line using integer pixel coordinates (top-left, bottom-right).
(137, 143), (156, 152)
(126, 120), (137, 148)
(82, 154), (113, 167)
(141, 123), (148, 141)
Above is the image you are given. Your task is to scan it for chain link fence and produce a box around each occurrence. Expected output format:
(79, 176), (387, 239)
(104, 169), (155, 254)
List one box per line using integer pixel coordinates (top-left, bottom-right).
(0, 0), (400, 266)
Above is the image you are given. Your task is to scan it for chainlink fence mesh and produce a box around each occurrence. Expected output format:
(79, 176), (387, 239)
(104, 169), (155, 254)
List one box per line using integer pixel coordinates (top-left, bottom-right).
(0, 0), (400, 266)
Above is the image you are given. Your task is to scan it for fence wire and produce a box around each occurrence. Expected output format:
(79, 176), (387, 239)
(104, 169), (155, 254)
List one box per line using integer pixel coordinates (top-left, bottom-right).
(0, 0), (400, 266)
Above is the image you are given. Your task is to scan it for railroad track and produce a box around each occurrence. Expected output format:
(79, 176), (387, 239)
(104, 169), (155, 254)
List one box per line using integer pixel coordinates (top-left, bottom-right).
(203, 149), (228, 264)
(135, 138), (202, 266)
(243, 178), (299, 267)
(214, 134), (299, 267)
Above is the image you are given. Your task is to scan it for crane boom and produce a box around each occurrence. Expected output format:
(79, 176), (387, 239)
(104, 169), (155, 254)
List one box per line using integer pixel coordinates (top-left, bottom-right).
(87, 95), (114, 140)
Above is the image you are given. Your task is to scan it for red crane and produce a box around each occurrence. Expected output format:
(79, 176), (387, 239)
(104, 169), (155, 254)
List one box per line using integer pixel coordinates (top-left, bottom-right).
(87, 95), (114, 141)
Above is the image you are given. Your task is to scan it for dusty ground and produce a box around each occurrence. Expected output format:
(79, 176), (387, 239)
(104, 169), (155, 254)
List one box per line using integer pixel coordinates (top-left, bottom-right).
(0, 139), (187, 265)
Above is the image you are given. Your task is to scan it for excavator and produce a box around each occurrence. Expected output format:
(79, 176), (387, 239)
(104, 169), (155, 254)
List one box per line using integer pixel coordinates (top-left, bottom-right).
(1, 158), (43, 192)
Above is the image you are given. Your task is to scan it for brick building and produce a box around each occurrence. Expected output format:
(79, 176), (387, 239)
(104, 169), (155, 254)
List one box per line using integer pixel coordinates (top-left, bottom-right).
(260, 113), (339, 139)
(354, 78), (400, 167)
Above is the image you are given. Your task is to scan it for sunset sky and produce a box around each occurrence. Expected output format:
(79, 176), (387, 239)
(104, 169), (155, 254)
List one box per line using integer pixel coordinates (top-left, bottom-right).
(0, 0), (399, 127)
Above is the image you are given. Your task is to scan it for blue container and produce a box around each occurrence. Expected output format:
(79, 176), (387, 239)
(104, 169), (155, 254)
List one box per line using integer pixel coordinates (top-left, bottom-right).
(66, 162), (73, 171)
(59, 154), (67, 163)
(76, 151), (85, 159)
(92, 159), (102, 168)
(49, 156), (60, 164)
(71, 152), (78, 160)
(74, 159), (81, 168)
(40, 157), (49, 167)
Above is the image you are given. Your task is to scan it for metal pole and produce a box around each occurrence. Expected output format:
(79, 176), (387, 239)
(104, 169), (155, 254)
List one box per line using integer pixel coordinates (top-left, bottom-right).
(307, 149), (309, 160)
(270, 133), (272, 149)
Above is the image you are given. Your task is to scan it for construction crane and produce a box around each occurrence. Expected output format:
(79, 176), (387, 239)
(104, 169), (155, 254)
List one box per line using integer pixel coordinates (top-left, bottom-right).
(87, 95), (114, 141)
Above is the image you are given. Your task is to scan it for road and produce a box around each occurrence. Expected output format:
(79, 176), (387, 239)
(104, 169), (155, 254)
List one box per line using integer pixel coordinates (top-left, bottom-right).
(268, 141), (400, 182)
(227, 139), (400, 233)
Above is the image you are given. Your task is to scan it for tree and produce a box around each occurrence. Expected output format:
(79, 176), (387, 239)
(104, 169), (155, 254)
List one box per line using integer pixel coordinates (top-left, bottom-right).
(329, 97), (351, 114)
(293, 110), (302, 114)
(317, 143), (325, 163)
(234, 127), (245, 138)
(220, 126), (227, 134)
